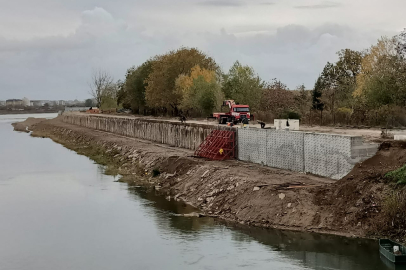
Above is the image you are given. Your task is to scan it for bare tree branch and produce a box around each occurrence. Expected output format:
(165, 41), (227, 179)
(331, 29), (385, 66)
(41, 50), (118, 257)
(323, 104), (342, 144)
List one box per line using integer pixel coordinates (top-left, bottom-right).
(89, 69), (114, 107)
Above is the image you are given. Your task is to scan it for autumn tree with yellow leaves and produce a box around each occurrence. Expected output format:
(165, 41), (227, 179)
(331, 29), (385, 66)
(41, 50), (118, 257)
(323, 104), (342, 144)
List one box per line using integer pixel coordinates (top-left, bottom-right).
(145, 47), (218, 115)
(175, 65), (223, 115)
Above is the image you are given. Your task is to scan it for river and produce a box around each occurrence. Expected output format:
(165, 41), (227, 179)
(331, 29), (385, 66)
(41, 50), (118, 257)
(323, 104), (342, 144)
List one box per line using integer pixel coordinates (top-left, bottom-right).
(0, 114), (404, 270)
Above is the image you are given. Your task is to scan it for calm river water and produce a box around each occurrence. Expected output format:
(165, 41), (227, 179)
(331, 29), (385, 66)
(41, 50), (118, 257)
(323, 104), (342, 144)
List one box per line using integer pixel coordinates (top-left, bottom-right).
(0, 114), (404, 270)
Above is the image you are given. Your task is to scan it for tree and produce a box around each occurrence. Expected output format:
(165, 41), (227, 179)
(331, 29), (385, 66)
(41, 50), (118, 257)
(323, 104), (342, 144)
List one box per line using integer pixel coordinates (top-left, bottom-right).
(334, 49), (363, 108)
(222, 61), (264, 111)
(260, 79), (295, 118)
(191, 76), (223, 116)
(315, 49), (363, 124)
(89, 69), (114, 108)
(85, 99), (94, 107)
(396, 28), (406, 58)
(354, 37), (405, 111)
(175, 65), (219, 113)
(320, 62), (339, 124)
(295, 84), (311, 122)
(100, 81), (121, 110)
(312, 76), (325, 125)
(123, 60), (154, 113)
(145, 48), (218, 115)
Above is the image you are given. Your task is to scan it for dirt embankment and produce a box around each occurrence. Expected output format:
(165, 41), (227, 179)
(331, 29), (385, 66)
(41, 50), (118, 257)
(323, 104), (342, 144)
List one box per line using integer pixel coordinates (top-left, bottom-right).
(12, 117), (49, 132)
(25, 117), (406, 241)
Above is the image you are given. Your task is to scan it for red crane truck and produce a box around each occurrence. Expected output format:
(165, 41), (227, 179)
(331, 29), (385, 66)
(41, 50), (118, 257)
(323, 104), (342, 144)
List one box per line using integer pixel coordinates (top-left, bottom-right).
(212, 100), (251, 125)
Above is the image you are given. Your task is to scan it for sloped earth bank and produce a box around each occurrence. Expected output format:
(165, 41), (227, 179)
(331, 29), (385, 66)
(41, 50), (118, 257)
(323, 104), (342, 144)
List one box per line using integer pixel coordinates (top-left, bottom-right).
(21, 117), (406, 241)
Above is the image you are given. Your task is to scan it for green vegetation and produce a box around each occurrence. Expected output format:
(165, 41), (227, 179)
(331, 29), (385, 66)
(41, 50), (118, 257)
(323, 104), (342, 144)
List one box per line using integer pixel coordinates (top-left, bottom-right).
(385, 165), (406, 185)
(377, 190), (406, 241)
(90, 29), (406, 126)
(85, 99), (94, 107)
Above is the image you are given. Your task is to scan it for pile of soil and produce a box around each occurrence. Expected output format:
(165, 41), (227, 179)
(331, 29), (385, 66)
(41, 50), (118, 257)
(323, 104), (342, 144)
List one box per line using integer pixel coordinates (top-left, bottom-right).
(12, 117), (48, 132)
(22, 117), (406, 241)
(315, 141), (406, 240)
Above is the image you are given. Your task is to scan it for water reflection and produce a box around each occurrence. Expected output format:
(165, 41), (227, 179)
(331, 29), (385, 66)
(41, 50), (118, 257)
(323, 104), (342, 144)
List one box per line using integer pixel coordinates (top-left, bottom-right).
(126, 184), (406, 270)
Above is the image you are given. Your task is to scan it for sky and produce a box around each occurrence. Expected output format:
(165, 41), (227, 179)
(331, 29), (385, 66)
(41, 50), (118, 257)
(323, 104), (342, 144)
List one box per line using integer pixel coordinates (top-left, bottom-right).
(0, 0), (405, 100)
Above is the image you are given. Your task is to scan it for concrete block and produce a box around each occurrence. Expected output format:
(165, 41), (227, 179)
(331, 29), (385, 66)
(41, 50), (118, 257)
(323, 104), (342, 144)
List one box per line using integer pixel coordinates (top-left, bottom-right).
(274, 119), (300, 131)
(304, 133), (359, 180)
(237, 129), (267, 165)
(266, 130), (304, 172)
(395, 135), (406, 141)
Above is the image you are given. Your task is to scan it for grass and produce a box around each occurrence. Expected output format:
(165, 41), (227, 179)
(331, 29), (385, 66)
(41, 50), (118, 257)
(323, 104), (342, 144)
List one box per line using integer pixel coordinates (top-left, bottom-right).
(370, 189), (406, 243)
(383, 191), (406, 220)
(385, 165), (406, 185)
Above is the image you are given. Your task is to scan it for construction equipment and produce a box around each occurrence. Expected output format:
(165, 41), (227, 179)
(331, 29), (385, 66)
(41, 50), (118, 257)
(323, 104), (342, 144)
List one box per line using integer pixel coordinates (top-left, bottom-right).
(212, 100), (251, 125)
(194, 130), (235, 160)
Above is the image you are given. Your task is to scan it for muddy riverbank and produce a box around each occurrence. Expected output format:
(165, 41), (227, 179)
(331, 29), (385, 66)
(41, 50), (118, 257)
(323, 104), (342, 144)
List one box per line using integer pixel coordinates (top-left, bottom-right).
(19, 116), (406, 242)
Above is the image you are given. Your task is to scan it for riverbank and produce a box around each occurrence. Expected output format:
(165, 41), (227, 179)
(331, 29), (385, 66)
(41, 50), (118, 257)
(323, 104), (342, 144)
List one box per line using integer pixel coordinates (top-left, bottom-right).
(0, 109), (60, 115)
(18, 116), (406, 242)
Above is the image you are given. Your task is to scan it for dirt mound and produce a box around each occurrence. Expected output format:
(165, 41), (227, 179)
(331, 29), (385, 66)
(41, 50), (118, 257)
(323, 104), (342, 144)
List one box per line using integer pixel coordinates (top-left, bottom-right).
(314, 141), (406, 240)
(12, 117), (48, 132)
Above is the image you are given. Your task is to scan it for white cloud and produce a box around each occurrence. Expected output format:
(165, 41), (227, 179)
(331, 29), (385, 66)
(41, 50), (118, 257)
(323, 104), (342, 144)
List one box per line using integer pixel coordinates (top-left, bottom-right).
(0, 1), (404, 100)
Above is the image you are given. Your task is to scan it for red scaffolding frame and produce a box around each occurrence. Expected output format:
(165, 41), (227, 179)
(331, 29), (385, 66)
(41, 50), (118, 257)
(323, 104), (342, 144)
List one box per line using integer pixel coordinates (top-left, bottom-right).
(194, 130), (236, 160)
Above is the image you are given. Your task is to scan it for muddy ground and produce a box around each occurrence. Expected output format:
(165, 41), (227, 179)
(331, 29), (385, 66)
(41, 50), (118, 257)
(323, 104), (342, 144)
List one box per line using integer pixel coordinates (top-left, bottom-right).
(17, 116), (406, 242)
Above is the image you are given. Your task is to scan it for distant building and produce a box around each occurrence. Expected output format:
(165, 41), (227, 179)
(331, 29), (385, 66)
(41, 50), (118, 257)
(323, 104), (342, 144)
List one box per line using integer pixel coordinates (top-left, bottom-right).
(64, 106), (88, 112)
(22, 97), (31, 106)
(31, 100), (45, 107)
(6, 99), (23, 106)
(58, 100), (66, 106)
(0, 100), (5, 106)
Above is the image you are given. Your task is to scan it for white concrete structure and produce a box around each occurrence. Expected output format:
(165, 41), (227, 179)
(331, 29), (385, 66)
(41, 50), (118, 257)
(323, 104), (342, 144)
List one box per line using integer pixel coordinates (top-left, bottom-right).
(22, 97), (30, 106)
(274, 119), (300, 131)
(64, 107), (89, 112)
(237, 129), (378, 180)
(394, 135), (406, 141)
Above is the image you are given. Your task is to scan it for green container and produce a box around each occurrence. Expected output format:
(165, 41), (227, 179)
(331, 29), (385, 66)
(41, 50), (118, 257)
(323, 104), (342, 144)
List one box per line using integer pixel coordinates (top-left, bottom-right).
(380, 239), (406, 264)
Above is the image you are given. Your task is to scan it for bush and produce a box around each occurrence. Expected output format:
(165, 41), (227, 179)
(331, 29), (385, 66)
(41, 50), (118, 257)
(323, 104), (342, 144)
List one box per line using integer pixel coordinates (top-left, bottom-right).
(281, 110), (301, 120)
(380, 190), (406, 239)
(385, 165), (406, 185)
(152, 168), (161, 177)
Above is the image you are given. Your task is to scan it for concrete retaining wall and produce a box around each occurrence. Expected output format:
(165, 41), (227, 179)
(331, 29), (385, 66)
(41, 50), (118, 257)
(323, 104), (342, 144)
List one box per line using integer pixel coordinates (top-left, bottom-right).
(62, 113), (378, 180)
(62, 114), (232, 151)
(238, 129), (378, 179)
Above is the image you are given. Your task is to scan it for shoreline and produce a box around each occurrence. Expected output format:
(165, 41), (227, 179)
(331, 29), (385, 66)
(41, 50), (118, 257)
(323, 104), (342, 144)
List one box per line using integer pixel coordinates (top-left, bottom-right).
(0, 110), (60, 115)
(18, 116), (406, 242)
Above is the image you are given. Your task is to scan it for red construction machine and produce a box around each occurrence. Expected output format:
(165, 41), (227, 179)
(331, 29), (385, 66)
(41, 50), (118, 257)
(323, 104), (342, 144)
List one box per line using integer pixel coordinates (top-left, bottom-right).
(212, 100), (251, 125)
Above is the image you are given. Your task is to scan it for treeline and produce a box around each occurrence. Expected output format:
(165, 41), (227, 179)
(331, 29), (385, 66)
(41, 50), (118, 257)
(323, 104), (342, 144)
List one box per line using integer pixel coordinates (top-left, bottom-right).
(94, 47), (306, 120)
(92, 29), (406, 126)
(311, 30), (406, 126)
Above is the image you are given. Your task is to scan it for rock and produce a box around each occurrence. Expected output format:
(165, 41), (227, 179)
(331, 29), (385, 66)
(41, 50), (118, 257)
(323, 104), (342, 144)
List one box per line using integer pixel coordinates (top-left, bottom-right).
(182, 213), (201, 218)
(253, 187), (260, 191)
(278, 193), (286, 200)
(174, 212), (204, 218)
(201, 170), (210, 178)
(165, 172), (176, 179)
(287, 203), (292, 208)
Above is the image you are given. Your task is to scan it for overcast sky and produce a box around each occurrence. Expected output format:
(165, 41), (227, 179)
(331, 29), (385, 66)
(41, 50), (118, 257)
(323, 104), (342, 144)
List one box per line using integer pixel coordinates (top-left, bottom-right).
(0, 0), (404, 100)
